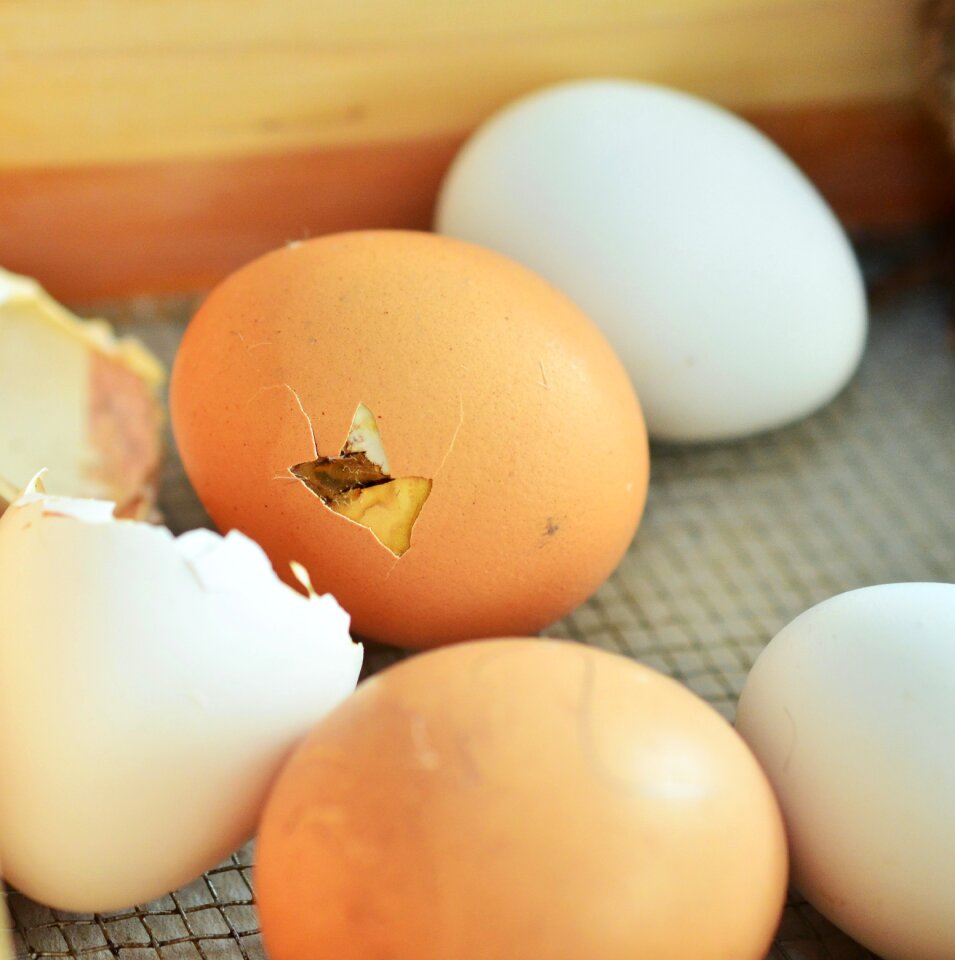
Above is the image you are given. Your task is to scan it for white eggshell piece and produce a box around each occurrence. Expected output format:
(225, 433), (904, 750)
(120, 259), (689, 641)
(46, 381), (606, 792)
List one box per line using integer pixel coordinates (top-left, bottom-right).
(436, 79), (867, 442)
(736, 583), (955, 960)
(0, 487), (362, 913)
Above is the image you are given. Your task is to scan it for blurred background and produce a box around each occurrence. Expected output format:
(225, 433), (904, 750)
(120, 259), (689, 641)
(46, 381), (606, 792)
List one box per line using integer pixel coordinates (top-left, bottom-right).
(4, 5), (955, 960)
(1, 0), (954, 300)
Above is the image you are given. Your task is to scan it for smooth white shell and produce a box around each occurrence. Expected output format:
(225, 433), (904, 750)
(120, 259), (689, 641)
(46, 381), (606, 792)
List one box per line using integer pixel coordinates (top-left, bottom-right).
(736, 583), (955, 960)
(0, 483), (363, 912)
(436, 79), (867, 442)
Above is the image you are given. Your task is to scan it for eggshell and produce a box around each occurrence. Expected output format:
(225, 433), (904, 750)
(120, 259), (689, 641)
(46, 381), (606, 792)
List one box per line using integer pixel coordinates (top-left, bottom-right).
(0, 267), (164, 518)
(170, 231), (648, 648)
(436, 79), (867, 442)
(257, 639), (788, 960)
(736, 583), (955, 960)
(0, 479), (362, 912)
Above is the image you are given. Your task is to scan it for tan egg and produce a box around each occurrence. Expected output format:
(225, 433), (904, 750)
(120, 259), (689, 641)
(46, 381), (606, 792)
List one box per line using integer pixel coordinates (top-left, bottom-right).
(256, 639), (788, 960)
(170, 231), (648, 648)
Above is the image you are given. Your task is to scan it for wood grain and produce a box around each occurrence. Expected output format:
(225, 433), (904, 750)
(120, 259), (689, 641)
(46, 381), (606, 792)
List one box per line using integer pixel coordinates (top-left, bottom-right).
(1, 101), (952, 301)
(0, 136), (461, 299)
(749, 102), (955, 229)
(0, 0), (921, 168)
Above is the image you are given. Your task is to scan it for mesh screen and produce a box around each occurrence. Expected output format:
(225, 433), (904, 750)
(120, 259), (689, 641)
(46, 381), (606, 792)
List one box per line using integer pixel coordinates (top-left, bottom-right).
(7, 272), (954, 960)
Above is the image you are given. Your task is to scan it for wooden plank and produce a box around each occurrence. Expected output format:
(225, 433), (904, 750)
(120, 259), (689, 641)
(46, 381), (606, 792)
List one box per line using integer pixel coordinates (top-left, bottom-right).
(0, 136), (460, 299)
(0, 0), (921, 168)
(1, 102), (951, 301)
(750, 103), (955, 229)
(0, 0), (917, 57)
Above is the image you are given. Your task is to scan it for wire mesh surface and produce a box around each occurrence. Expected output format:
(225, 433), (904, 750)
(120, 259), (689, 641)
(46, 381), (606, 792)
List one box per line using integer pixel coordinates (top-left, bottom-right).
(6, 265), (955, 960)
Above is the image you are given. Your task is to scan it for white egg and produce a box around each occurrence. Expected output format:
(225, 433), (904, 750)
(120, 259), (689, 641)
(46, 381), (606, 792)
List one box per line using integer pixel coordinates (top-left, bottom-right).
(736, 583), (955, 960)
(0, 476), (363, 913)
(436, 79), (867, 442)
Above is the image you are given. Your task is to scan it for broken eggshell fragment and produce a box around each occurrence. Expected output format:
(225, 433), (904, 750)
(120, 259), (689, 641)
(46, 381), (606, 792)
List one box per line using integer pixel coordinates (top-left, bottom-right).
(0, 267), (164, 519)
(0, 475), (362, 913)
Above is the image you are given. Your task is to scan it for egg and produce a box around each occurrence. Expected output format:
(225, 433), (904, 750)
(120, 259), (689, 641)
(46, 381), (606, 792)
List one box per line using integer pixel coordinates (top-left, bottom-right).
(736, 583), (955, 960)
(0, 267), (164, 518)
(256, 639), (788, 960)
(436, 79), (867, 442)
(171, 231), (648, 648)
(0, 476), (362, 912)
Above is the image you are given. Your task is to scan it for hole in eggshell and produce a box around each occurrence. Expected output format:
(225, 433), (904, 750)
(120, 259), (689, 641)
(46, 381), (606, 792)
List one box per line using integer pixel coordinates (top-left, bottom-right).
(290, 450), (390, 500)
(290, 402), (432, 558)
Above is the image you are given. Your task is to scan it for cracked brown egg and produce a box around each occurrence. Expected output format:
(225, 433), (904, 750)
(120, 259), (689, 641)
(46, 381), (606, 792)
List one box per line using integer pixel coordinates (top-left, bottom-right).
(171, 231), (648, 647)
(255, 639), (789, 960)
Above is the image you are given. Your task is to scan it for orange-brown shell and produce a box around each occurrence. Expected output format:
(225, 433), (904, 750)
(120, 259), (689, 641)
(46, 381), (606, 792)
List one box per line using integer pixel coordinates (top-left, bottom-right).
(255, 639), (788, 960)
(171, 231), (648, 647)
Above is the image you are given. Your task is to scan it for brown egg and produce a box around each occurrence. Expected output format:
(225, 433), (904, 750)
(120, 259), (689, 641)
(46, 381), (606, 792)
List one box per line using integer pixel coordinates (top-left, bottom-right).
(255, 639), (788, 960)
(171, 231), (647, 647)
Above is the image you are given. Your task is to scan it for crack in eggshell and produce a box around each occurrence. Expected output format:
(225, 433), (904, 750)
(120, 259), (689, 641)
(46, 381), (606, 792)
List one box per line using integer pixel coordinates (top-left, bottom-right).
(290, 402), (432, 559)
(290, 451), (390, 502)
(433, 394), (464, 480)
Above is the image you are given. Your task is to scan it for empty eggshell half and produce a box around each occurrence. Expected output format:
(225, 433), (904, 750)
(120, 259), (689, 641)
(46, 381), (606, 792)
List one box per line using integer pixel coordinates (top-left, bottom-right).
(0, 475), (362, 913)
(436, 79), (867, 442)
(0, 267), (165, 519)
